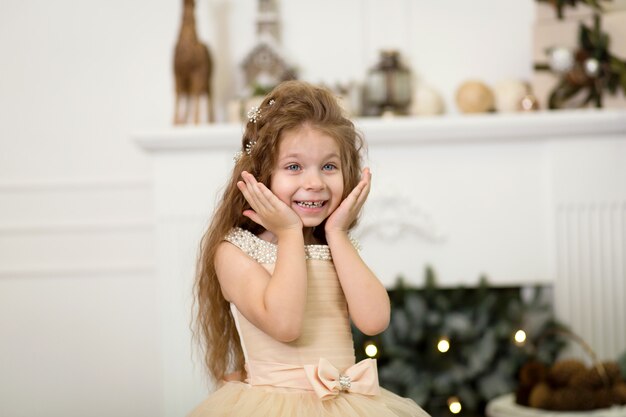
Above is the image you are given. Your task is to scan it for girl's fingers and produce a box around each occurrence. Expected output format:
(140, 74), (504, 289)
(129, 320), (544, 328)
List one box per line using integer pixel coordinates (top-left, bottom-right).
(342, 169), (371, 214)
(257, 182), (287, 211)
(248, 183), (270, 212)
(251, 181), (280, 214)
(355, 169), (372, 204)
(242, 172), (284, 212)
(239, 172), (293, 226)
(241, 172), (272, 212)
(242, 209), (263, 227)
(238, 180), (263, 213)
(237, 181), (256, 207)
(347, 178), (369, 207)
(356, 178), (371, 205)
(326, 168), (371, 232)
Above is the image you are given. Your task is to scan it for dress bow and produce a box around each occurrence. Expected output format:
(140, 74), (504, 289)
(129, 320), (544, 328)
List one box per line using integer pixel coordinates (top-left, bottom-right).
(303, 358), (380, 399)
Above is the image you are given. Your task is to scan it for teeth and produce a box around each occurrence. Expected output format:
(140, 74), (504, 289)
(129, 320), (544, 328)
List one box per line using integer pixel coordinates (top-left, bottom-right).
(297, 201), (323, 208)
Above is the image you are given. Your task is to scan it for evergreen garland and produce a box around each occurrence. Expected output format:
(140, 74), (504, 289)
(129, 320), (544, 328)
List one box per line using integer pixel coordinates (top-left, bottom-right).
(352, 267), (567, 417)
(537, 0), (607, 19)
(547, 15), (626, 108)
(534, 0), (626, 109)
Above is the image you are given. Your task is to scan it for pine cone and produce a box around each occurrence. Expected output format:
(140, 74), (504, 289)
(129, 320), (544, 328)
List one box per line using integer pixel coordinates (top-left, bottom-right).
(551, 387), (594, 411)
(593, 388), (613, 409)
(519, 361), (548, 387)
(613, 383), (626, 405)
(570, 367), (605, 390)
(548, 360), (587, 387)
(602, 361), (623, 384)
(516, 385), (532, 406)
(529, 383), (552, 409)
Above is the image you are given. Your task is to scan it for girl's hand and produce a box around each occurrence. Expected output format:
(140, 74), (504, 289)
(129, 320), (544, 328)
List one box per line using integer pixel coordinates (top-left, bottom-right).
(237, 171), (302, 235)
(325, 168), (371, 234)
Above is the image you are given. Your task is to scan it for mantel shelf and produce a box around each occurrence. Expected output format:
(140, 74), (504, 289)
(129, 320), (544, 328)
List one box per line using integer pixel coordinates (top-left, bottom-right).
(134, 108), (626, 152)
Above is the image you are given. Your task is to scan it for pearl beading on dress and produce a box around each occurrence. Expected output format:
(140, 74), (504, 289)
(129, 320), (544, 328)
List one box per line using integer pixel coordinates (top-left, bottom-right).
(224, 228), (360, 264)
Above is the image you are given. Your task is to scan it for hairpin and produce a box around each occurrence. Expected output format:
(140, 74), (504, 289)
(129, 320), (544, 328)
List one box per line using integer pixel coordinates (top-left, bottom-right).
(247, 106), (261, 123)
(238, 99), (270, 160)
(245, 140), (256, 155)
(233, 139), (257, 163)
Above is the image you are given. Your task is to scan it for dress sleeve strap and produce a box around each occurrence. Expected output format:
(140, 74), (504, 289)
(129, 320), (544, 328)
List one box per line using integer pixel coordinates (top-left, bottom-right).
(224, 227), (277, 264)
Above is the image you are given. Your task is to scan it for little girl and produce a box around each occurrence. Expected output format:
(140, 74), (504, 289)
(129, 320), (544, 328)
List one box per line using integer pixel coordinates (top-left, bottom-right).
(190, 80), (429, 417)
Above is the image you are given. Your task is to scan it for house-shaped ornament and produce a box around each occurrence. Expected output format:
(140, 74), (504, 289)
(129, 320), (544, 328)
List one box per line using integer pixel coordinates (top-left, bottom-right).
(241, 0), (296, 95)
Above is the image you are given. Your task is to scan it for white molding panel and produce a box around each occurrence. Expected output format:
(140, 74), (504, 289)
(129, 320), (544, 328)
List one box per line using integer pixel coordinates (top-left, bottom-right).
(0, 178), (155, 278)
(555, 202), (626, 360)
(0, 177), (150, 191)
(0, 177), (160, 417)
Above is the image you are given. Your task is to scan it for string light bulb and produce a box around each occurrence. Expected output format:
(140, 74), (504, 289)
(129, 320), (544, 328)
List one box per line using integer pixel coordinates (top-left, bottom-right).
(448, 397), (462, 414)
(437, 337), (450, 353)
(364, 342), (378, 358)
(514, 329), (527, 345)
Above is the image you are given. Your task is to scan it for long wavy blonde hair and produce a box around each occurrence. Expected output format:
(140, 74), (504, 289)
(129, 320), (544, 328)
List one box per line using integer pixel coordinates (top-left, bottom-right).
(193, 80), (365, 382)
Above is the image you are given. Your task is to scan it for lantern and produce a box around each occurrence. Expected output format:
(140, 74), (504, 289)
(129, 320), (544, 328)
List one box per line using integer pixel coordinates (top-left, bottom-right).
(364, 50), (412, 116)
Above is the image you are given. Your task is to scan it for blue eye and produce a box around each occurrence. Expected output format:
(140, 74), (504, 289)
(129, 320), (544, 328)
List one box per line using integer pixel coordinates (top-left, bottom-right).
(286, 164), (300, 171)
(322, 163), (337, 171)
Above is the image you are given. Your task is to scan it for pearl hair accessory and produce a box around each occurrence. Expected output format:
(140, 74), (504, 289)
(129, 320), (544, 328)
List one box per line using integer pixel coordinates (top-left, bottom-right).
(245, 140), (256, 155)
(233, 139), (256, 163)
(247, 106), (261, 123)
(247, 98), (275, 124)
(234, 99), (275, 162)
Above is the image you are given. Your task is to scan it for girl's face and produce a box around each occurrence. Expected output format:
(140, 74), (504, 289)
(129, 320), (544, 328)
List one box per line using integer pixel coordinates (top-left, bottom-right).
(270, 124), (344, 229)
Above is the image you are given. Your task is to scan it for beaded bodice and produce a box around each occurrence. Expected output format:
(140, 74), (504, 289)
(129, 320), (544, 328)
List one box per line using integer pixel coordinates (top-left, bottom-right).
(225, 227), (336, 263)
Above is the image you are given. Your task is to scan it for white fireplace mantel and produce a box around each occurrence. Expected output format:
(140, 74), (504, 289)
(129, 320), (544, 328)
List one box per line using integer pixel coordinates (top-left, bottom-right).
(135, 109), (626, 287)
(135, 109), (626, 417)
(137, 108), (626, 150)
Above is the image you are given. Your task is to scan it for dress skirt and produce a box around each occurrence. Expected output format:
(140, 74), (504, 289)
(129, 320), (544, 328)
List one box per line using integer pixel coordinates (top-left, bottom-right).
(188, 381), (429, 417)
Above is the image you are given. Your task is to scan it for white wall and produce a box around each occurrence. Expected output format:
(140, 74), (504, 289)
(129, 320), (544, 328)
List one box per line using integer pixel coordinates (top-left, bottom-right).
(0, 1), (174, 416)
(1, 1), (537, 416)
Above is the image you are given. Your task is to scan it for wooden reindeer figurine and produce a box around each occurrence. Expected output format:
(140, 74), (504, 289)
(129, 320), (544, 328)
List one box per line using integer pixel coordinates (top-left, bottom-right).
(174, 0), (214, 124)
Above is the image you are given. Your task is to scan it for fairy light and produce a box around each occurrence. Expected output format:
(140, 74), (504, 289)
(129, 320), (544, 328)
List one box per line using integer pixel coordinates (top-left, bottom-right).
(437, 338), (450, 353)
(448, 397), (462, 414)
(364, 342), (378, 358)
(514, 329), (527, 345)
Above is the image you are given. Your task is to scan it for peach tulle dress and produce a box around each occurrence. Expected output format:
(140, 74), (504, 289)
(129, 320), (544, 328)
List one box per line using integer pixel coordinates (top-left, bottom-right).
(188, 228), (430, 417)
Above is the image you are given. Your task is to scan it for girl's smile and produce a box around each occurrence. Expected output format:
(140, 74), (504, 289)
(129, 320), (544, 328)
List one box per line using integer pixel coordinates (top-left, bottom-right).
(295, 200), (325, 209)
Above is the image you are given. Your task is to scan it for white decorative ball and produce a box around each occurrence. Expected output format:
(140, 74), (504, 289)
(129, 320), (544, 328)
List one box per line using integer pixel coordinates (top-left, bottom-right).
(494, 80), (529, 112)
(411, 84), (445, 116)
(584, 58), (600, 77)
(548, 47), (575, 74)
